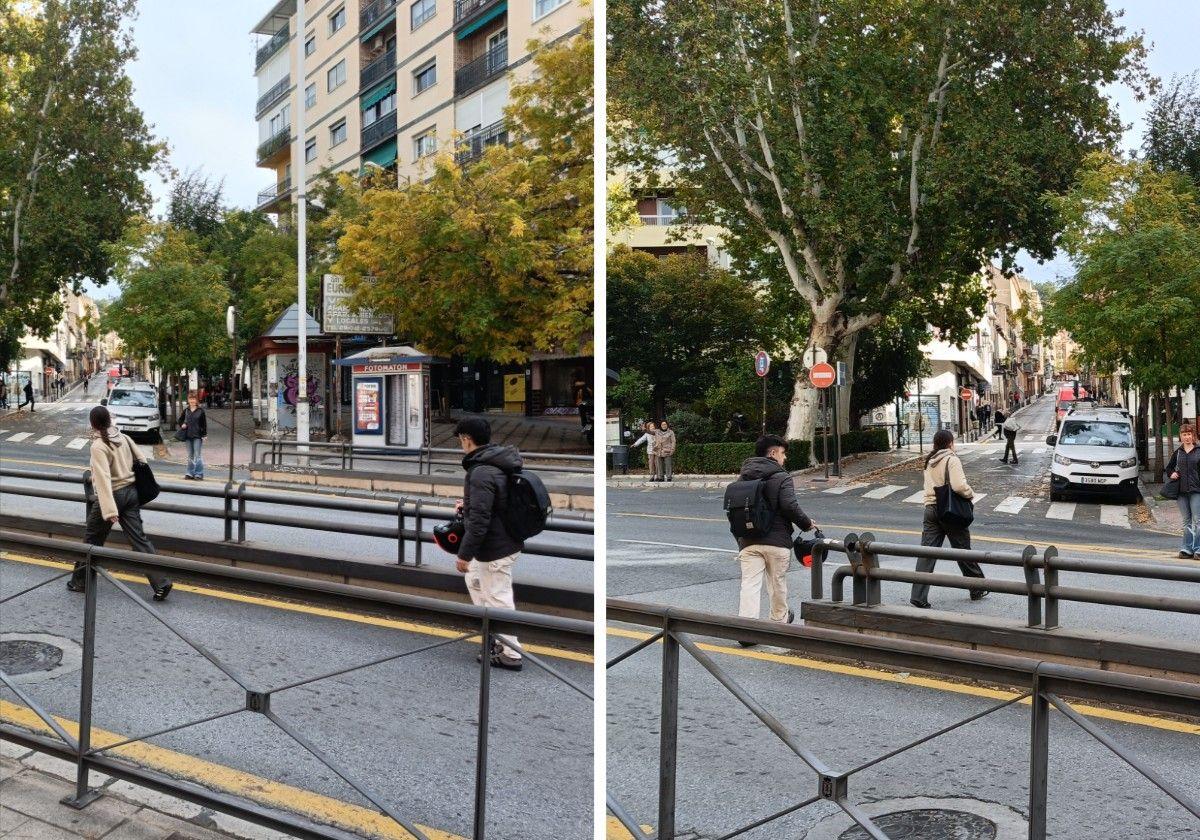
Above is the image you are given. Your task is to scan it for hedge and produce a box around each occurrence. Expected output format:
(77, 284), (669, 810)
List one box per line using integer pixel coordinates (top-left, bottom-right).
(623, 440), (811, 474)
(809, 428), (891, 463)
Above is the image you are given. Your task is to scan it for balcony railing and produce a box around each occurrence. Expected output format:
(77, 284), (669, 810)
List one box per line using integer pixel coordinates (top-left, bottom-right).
(361, 111), (398, 151)
(360, 0), (398, 31)
(454, 0), (502, 25)
(455, 120), (508, 166)
(454, 43), (507, 96)
(255, 24), (289, 70)
(360, 47), (396, 90)
(256, 176), (293, 209)
(255, 75), (290, 116)
(639, 214), (681, 226)
(256, 127), (292, 163)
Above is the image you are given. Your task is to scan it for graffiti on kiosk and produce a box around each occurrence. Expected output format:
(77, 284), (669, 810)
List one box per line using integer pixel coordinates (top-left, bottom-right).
(278, 359), (321, 416)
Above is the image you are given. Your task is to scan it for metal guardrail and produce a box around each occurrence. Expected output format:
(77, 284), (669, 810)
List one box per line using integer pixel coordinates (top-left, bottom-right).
(454, 0), (501, 25)
(361, 0), (398, 31)
(455, 119), (508, 166)
(361, 110), (397, 152)
(0, 467), (592, 564)
(255, 24), (289, 69)
(256, 176), (292, 209)
(256, 74), (290, 116)
(811, 533), (1200, 628)
(0, 531), (592, 840)
(454, 44), (507, 96)
(360, 46), (396, 90)
(606, 598), (1200, 840)
(256, 128), (291, 163)
(250, 437), (594, 476)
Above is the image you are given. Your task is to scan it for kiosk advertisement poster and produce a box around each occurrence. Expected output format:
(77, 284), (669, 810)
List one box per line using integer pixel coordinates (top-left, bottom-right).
(355, 379), (382, 434)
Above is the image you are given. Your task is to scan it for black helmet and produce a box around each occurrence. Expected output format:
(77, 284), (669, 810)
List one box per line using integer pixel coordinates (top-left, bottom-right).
(433, 514), (466, 554)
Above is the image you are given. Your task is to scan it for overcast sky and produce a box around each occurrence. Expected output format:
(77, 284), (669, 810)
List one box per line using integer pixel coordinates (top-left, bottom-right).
(87, 1), (1197, 298)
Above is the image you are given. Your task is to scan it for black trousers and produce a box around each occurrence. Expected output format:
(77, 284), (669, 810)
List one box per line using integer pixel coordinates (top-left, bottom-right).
(71, 484), (170, 591)
(911, 505), (985, 605)
(1003, 432), (1018, 462)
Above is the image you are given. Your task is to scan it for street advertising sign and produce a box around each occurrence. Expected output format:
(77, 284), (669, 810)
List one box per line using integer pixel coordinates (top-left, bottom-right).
(809, 362), (836, 389)
(960, 386), (974, 401)
(355, 379), (382, 433)
(754, 350), (771, 377)
(351, 363), (423, 374)
(322, 275), (395, 335)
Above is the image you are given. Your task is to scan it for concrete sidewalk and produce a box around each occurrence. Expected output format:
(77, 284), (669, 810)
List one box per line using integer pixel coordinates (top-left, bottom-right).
(0, 745), (283, 840)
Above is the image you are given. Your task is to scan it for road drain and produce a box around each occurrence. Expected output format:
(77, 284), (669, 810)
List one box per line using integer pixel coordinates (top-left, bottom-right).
(838, 809), (997, 839)
(0, 633), (82, 685)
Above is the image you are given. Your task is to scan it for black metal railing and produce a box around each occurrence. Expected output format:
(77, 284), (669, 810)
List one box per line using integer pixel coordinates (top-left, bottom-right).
(456, 120), (508, 166)
(454, 0), (501, 25)
(0, 530), (593, 840)
(454, 44), (508, 96)
(360, 0), (398, 31)
(361, 110), (398, 152)
(255, 176), (292, 209)
(360, 46), (396, 90)
(252, 437), (592, 475)
(255, 24), (289, 70)
(0, 466), (592, 565)
(607, 595), (1200, 840)
(255, 74), (290, 116)
(256, 128), (291, 163)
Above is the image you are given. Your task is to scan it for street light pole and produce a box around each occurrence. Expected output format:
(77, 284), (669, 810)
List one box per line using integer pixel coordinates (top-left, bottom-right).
(294, 0), (309, 447)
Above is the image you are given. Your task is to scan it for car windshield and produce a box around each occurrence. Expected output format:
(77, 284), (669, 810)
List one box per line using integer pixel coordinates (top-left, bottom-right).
(1059, 420), (1131, 448)
(109, 389), (156, 408)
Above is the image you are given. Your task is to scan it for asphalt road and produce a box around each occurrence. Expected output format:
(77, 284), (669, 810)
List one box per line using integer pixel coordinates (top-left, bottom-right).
(0, 553), (593, 839)
(606, 394), (1200, 838)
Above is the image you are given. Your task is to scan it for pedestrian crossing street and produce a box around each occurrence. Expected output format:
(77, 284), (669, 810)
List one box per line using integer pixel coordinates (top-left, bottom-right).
(4, 400), (97, 415)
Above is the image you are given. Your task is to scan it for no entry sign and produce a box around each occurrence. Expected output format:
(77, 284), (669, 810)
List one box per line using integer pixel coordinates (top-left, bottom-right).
(960, 387), (974, 401)
(809, 362), (836, 389)
(754, 350), (770, 377)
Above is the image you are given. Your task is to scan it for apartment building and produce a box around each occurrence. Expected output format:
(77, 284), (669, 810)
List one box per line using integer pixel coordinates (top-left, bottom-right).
(252, 0), (587, 215)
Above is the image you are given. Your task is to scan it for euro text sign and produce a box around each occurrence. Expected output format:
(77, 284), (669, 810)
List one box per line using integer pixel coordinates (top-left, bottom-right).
(322, 275), (395, 335)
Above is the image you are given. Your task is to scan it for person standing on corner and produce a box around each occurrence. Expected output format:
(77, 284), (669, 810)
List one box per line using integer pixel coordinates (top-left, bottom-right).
(454, 417), (524, 672)
(1167, 423), (1200, 560)
(179, 392), (208, 480)
(68, 406), (172, 600)
(910, 429), (987, 609)
(631, 420), (659, 481)
(656, 418), (677, 482)
(731, 435), (815, 646)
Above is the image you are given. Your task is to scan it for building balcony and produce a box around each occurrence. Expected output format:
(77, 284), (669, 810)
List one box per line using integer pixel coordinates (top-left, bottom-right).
(360, 0), (398, 32)
(257, 128), (292, 165)
(455, 120), (508, 166)
(638, 213), (681, 226)
(256, 176), (293, 211)
(256, 75), (290, 117)
(454, 44), (507, 96)
(362, 111), (398, 152)
(255, 24), (289, 70)
(454, 0), (502, 28)
(360, 47), (396, 91)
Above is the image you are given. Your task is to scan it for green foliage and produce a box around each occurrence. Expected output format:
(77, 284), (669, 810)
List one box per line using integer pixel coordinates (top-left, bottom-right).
(628, 441), (812, 474)
(811, 429), (892, 463)
(608, 367), (653, 421)
(1142, 73), (1200, 189)
(665, 409), (716, 443)
(850, 309), (931, 423)
(704, 359), (796, 437)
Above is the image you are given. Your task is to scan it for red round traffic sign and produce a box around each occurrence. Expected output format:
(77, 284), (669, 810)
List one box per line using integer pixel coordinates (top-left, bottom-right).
(809, 362), (836, 389)
(959, 387), (974, 401)
(754, 350), (770, 378)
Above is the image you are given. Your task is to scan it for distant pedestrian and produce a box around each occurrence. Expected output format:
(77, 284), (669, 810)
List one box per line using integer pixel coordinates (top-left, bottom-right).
(68, 406), (172, 601)
(179, 392), (208, 480)
(725, 435), (815, 644)
(631, 421), (659, 480)
(1167, 423), (1200, 560)
(992, 408), (1005, 441)
(910, 429), (987, 609)
(20, 380), (34, 412)
(453, 417), (524, 671)
(1001, 411), (1021, 465)
(656, 419), (676, 482)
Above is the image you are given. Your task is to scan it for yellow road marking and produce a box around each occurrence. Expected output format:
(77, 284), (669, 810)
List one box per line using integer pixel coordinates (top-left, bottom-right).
(0, 701), (463, 840)
(1, 552), (592, 664)
(606, 627), (1200, 736)
(0, 456), (94, 471)
(611, 512), (1184, 561)
(605, 816), (651, 839)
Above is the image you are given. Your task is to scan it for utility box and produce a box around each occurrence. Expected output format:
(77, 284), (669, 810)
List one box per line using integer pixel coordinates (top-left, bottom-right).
(335, 346), (447, 450)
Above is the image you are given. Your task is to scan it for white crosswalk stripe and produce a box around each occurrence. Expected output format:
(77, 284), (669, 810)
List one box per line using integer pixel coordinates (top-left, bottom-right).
(35, 435), (60, 445)
(7, 432), (31, 442)
(862, 484), (906, 500)
(970, 493), (987, 504)
(66, 437), (90, 450)
(1099, 505), (1130, 529)
(994, 496), (1030, 514)
(1033, 447), (1047, 454)
(902, 490), (926, 504)
(823, 483), (867, 495)
(1046, 501), (1076, 520)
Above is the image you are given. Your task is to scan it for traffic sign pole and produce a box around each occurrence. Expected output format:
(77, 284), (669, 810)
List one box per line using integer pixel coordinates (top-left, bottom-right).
(754, 351), (771, 435)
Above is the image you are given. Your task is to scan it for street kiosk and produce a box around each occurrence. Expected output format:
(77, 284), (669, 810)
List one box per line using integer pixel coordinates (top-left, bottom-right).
(336, 346), (446, 449)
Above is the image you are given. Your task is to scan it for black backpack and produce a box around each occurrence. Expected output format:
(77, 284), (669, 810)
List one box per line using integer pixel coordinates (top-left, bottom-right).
(724, 476), (777, 539)
(499, 468), (552, 541)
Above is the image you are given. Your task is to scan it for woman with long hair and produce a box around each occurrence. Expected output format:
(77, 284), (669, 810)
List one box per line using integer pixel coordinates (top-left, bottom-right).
(68, 406), (172, 600)
(910, 429), (987, 608)
(179, 391), (208, 480)
(1167, 423), (1200, 560)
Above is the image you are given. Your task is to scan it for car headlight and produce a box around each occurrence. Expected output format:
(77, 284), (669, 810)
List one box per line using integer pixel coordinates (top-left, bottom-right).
(1053, 454), (1072, 466)
(1119, 457), (1137, 468)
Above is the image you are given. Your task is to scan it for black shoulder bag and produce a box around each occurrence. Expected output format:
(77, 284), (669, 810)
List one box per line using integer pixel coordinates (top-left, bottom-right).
(1162, 448), (1182, 501)
(133, 461), (160, 506)
(935, 458), (975, 530)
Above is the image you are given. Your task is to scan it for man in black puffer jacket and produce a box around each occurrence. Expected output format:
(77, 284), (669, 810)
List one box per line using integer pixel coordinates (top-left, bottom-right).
(454, 417), (524, 671)
(734, 436), (815, 643)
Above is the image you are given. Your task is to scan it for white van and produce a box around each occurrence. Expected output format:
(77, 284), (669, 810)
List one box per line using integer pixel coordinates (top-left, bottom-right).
(103, 382), (162, 442)
(1047, 408), (1139, 502)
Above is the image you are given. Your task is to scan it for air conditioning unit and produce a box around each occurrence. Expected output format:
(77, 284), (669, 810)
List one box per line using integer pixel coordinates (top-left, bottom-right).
(373, 35), (385, 50)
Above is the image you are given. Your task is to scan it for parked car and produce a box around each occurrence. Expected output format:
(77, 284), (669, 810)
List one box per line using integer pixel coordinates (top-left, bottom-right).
(1054, 384), (1091, 424)
(102, 383), (162, 442)
(1046, 407), (1138, 502)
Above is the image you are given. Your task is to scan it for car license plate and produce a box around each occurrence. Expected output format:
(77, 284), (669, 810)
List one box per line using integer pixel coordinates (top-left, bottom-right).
(1080, 476), (1108, 485)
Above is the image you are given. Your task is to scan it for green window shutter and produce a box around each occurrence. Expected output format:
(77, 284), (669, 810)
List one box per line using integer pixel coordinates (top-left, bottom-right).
(362, 138), (398, 168)
(360, 78), (397, 110)
(456, 2), (506, 39)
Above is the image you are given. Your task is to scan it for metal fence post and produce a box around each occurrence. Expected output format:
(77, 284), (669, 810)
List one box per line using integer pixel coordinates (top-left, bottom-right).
(658, 616), (680, 840)
(473, 615), (492, 840)
(843, 534), (866, 605)
(223, 482), (234, 542)
(396, 498), (407, 566)
(810, 542), (827, 601)
(1028, 669), (1050, 840)
(858, 532), (881, 606)
(62, 550), (101, 809)
(1042, 547), (1060, 630)
(1021, 545), (1042, 628)
(236, 482), (248, 543)
(413, 500), (424, 567)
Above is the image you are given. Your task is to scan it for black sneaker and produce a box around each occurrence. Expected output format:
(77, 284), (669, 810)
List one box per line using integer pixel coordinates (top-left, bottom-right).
(183, 474), (195, 480)
(490, 650), (523, 671)
(1179, 551), (1193, 559)
(152, 583), (173, 602)
(786, 609), (795, 624)
(970, 590), (990, 601)
(66, 581), (85, 593)
(909, 599), (931, 609)
(737, 640), (758, 648)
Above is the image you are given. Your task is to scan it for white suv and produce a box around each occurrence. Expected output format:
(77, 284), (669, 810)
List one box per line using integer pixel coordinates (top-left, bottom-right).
(1047, 409), (1139, 502)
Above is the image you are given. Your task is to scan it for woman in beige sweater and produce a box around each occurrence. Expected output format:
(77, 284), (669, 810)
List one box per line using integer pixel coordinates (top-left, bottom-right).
(910, 429), (987, 608)
(67, 406), (172, 601)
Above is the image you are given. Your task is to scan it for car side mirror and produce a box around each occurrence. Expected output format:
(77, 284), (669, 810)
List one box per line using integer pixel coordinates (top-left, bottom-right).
(100, 398), (107, 406)
(1045, 435), (1056, 446)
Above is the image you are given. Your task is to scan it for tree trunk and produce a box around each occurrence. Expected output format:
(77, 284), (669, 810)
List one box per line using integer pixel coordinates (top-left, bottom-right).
(785, 319), (857, 445)
(1135, 388), (1150, 469)
(1153, 392), (1165, 484)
